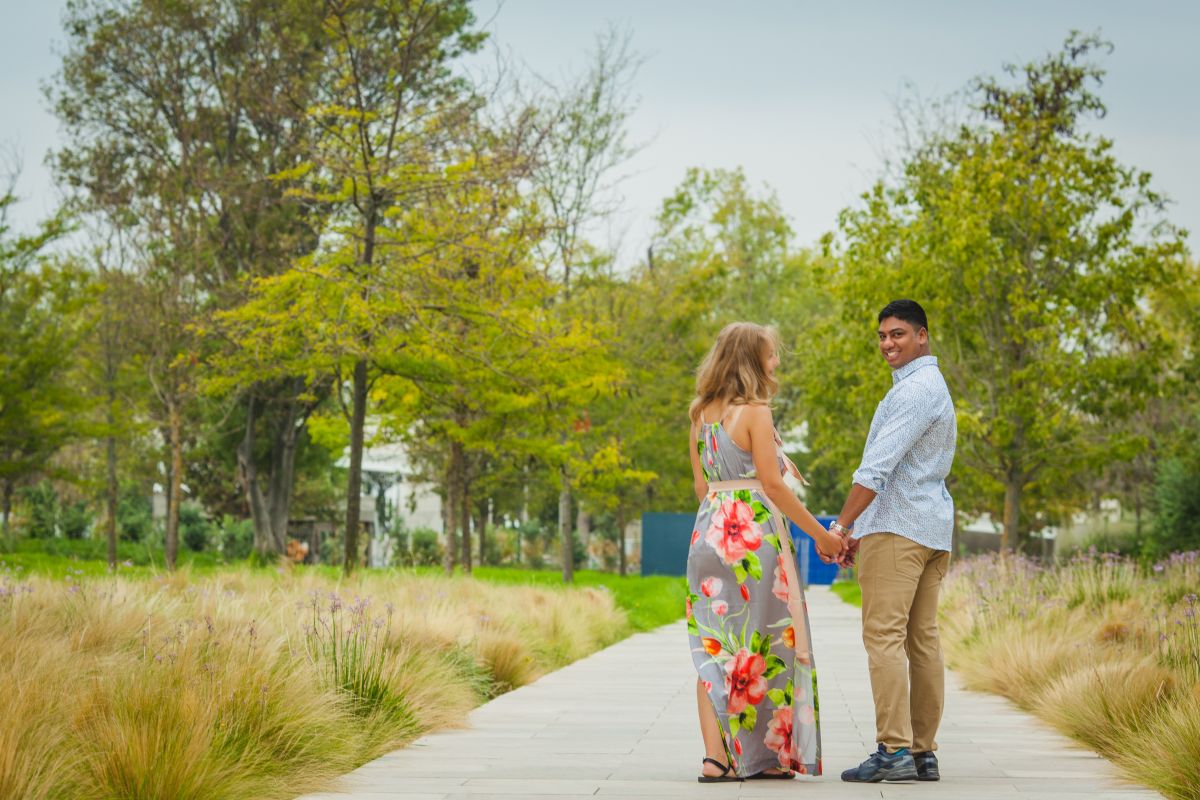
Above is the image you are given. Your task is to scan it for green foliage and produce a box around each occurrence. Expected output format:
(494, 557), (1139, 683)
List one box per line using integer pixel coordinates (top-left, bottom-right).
(218, 515), (255, 561)
(0, 192), (91, 525)
(408, 528), (444, 568)
(17, 482), (59, 539)
(58, 500), (91, 540)
(14, 481), (93, 540)
(116, 486), (154, 542)
(807, 34), (1188, 546)
(1148, 457), (1200, 558)
(179, 503), (211, 553)
(830, 579), (862, 608)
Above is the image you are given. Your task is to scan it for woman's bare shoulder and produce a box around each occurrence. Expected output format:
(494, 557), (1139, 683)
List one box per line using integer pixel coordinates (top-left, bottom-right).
(740, 402), (774, 419)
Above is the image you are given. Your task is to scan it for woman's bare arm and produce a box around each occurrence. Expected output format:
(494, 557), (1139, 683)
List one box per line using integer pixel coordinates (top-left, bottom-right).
(688, 421), (707, 502)
(746, 405), (845, 559)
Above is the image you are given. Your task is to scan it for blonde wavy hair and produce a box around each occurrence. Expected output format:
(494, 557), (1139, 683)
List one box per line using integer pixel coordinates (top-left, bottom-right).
(688, 322), (781, 425)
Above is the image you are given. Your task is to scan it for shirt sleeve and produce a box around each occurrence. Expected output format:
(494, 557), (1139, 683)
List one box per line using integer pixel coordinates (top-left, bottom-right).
(852, 382), (941, 493)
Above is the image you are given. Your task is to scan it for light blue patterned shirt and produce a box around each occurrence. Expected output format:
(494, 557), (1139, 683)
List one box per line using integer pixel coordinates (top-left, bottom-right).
(851, 355), (957, 551)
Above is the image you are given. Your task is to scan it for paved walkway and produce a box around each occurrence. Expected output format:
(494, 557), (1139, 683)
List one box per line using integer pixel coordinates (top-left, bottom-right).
(298, 586), (1161, 800)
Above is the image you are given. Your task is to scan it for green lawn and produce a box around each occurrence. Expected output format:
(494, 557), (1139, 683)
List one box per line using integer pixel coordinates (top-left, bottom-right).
(1, 539), (686, 632)
(0, 536), (224, 578)
(830, 579), (862, 607)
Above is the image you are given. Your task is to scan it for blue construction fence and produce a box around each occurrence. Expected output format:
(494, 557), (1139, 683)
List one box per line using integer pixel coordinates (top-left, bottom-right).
(641, 511), (842, 586)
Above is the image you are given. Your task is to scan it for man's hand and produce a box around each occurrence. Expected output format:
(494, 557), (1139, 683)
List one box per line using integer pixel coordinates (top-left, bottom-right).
(838, 535), (860, 568)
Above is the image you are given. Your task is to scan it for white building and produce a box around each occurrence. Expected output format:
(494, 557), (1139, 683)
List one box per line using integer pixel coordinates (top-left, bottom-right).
(340, 439), (444, 567)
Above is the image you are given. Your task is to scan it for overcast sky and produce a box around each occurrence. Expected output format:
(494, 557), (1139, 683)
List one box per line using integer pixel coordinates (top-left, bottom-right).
(3, 1), (1197, 261)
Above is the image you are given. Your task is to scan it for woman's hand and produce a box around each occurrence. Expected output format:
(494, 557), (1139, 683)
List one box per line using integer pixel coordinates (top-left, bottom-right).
(814, 527), (846, 562)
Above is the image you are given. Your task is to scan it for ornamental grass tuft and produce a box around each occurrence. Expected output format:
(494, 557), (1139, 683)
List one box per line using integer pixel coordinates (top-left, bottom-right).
(0, 562), (629, 800)
(940, 550), (1200, 800)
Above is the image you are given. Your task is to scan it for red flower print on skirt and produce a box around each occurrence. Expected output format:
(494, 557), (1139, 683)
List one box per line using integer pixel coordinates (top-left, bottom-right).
(764, 707), (793, 763)
(700, 576), (723, 597)
(702, 637), (722, 656)
(772, 552), (790, 602)
(724, 648), (768, 714)
(705, 499), (763, 565)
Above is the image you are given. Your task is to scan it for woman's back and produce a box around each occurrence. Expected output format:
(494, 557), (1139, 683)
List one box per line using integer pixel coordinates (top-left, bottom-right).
(695, 402), (783, 487)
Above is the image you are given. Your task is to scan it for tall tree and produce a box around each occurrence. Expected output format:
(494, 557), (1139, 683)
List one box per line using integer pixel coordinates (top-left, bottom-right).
(527, 28), (641, 582)
(51, 0), (333, 565)
(0, 185), (89, 545)
(808, 34), (1186, 549)
(293, 0), (486, 574)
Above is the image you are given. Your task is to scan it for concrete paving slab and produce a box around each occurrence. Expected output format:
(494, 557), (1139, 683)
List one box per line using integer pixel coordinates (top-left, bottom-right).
(296, 586), (1161, 799)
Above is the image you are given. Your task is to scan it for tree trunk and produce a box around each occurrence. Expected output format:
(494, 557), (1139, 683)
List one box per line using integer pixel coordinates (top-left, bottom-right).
(105, 332), (119, 569)
(459, 461), (472, 575)
(472, 503), (482, 566)
(559, 470), (573, 583)
(443, 448), (458, 576)
(106, 428), (118, 569)
(520, 466), (529, 525)
(1001, 477), (1022, 553)
(238, 393), (273, 558)
(576, 508), (591, 569)
(617, 505), (626, 577)
(266, 385), (304, 555)
(343, 358), (368, 575)
(2, 480), (12, 548)
(1134, 484), (1143, 541)
(165, 402), (183, 571)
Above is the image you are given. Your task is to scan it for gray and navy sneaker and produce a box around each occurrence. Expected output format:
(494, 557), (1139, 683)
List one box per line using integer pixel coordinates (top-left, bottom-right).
(913, 751), (940, 781)
(840, 744), (919, 783)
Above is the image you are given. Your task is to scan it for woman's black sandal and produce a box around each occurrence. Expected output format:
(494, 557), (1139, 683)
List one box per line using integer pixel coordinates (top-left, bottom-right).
(747, 769), (796, 779)
(697, 757), (742, 783)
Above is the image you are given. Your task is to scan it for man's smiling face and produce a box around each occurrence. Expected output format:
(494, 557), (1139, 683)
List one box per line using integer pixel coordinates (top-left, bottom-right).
(877, 316), (928, 370)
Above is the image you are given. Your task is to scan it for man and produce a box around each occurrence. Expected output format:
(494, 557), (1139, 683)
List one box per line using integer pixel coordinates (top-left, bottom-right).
(830, 299), (957, 783)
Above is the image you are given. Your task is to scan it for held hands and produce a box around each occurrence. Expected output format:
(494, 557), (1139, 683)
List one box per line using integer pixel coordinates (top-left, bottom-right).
(817, 523), (859, 568)
(814, 527), (848, 565)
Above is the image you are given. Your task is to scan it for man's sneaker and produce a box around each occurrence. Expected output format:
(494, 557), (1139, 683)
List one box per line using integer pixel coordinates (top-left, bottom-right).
(913, 751), (940, 781)
(840, 744), (919, 782)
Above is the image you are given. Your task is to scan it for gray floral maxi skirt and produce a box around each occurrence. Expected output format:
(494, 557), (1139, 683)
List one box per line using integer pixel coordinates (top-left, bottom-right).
(686, 480), (822, 776)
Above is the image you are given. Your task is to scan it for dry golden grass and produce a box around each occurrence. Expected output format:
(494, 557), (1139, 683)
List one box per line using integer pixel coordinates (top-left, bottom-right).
(1129, 684), (1200, 800)
(0, 566), (628, 800)
(941, 552), (1200, 800)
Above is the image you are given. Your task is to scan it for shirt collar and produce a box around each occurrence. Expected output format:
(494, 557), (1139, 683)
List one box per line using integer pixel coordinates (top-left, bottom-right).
(892, 354), (938, 384)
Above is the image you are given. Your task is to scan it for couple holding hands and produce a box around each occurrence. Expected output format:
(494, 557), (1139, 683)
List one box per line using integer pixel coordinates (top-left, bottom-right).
(686, 299), (957, 784)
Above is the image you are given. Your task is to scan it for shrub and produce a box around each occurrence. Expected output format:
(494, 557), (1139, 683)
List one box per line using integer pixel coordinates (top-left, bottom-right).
(219, 515), (254, 560)
(409, 528), (443, 567)
(59, 501), (91, 540)
(179, 503), (210, 553)
(18, 482), (58, 539)
(1148, 457), (1200, 558)
(116, 487), (153, 542)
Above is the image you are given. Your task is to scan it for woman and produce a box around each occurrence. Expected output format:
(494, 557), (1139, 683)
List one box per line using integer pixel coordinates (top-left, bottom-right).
(686, 322), (845, 783)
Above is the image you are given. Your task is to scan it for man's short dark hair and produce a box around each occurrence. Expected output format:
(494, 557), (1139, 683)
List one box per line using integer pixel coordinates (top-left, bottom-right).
(878, 299), (928, 332)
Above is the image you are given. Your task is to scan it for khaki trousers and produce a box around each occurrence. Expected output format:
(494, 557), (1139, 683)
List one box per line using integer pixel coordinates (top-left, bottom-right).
(858, 532), (950, 753)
